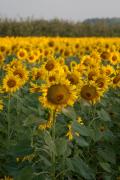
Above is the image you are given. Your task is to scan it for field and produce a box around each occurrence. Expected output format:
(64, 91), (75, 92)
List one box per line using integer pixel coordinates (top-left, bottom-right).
(0, 37), (120, 180)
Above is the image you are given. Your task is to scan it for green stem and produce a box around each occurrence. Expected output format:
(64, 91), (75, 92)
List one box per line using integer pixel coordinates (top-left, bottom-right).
(51, 110), (56, 180)
(7, 94), (11, 142)
(91, 103), (96, 121)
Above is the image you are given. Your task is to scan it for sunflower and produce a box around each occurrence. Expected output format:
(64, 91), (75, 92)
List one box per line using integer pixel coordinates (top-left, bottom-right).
(9, 65), (29, 87)
(27, 51), (38, 64)
(39, 78), (77, 111)
(86, 67), (100, 81)
(70, 61), (77, 71)
(73, 63), (85, 75)
(80, 82), (102, 104)
(3, 74), (20, 93)
(33, 49), (41, 60)
(100, 50), (111, 60)
(62, 65), (69, 73)
(101, 65), (115, 76)
(0, 43), (10, 55)
(81, 55), (99, 69)
(48, 40), (55, 47)
(57, 57), (65, 66)
(31, 67), (46, 81)
(90, 51), (101, 63)
(44, 58), (58, 72)
(112, 74), (120, 88)
(66, 70), (82, 88)
(81, 55), (92, 66)
(95, 74), (110, 91)
(43, 48), (54, 58)
(3, 59), (23, 72)
(63, 48), (72, 58)
(46, 69), (65, 84)
(17, 48), (28, 60)
(109, 51), (120, 65)
(30, 83), (41, 93)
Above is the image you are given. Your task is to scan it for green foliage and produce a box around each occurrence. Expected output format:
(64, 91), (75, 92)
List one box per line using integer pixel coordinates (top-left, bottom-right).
(0, 18), (120, 37)
(0, 74), (120, 179)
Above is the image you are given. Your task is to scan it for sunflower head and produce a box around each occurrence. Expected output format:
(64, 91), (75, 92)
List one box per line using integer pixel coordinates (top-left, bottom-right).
(3, 74), (20, 93)
(80, 83), (101, 104)
(95, 74), (110, 91)
(112, 74), (120, 88)
(47, 84), (69, 105)
(67, 72), (80, 85)
(102, 65), (115, 76)
(101, 50), (111, 60)
(87, 68), (99, 81)
(17, 48), (28, 60)
(27, 51), (38, 63)
(45, 59), (57, 72)
(39, 79), (77, 111)
(110, 52), (120, 65)
(31, 67), (46, 81)
(12, 67), (29, 86)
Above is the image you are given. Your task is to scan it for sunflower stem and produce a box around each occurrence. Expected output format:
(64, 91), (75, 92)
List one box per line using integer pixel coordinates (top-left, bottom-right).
(51, 110), (56, 180)
(7, 94), (11, 142)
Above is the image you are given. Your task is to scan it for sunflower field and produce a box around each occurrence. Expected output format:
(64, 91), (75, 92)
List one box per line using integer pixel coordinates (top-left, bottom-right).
(0, 37), (120, 180)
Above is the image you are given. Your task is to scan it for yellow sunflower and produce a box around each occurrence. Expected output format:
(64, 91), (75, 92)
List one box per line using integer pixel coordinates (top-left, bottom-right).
(17, 48), (28, 60)
(57, 57), (65, 66)
(112, 74), (120, 88)
(100, 50), (111, 60)
(66, 70), (82, 88)
(29, 83), (41, 93)
(101, 65), (115, 76)
(3, 74), (20, 93)
(109, 51), (120, 65)
(3, 59), (23, 72)
(11, 67), (29, 86)
(43, 57), (59, 72)
(80, 81), (103, 104)
(70, 61), (77, 71)
(39, 78), (77, 111)
(86, 67), (100, 81)
(27, 51), (38, 64)
(95, 74), (110, 91)
(31, 67), (46, 81)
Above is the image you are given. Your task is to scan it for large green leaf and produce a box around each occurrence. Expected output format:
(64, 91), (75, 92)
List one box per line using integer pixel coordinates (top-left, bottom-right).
(56, 138), (67, 156)
(97, 109), (111, 122)
(70, 157), (95, 179)
(14, 167), (33, 180)
(97, 148), (116, 164)
(99, 162), (111, 173)
(72, 122), (90, 137)
(44, 131), (56, 156)
(75, 136), (89, 147)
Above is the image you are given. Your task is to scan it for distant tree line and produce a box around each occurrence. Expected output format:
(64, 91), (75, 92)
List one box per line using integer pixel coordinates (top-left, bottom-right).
(0, 18), (120, 37)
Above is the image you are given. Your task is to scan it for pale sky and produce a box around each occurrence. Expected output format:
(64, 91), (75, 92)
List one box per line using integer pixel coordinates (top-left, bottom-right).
(0, 0), (120, 21)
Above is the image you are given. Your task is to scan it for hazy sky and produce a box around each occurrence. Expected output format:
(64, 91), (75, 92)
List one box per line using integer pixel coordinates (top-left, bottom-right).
(0, 0), (120, 21)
